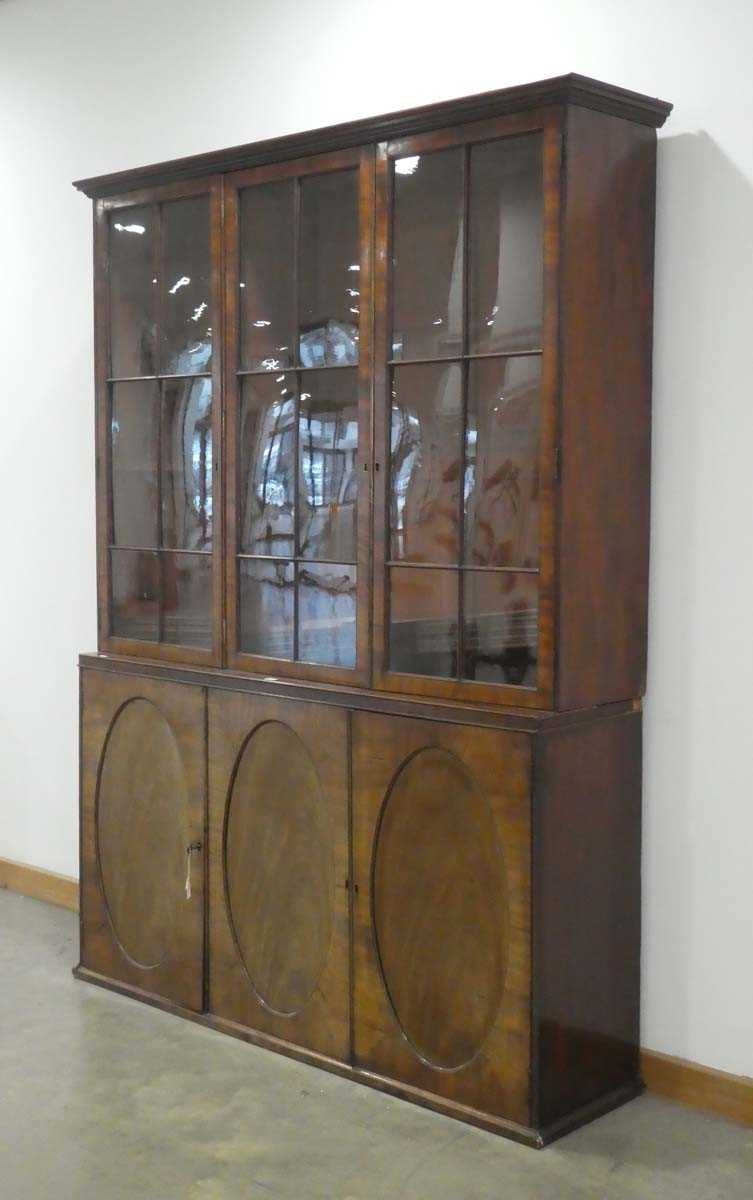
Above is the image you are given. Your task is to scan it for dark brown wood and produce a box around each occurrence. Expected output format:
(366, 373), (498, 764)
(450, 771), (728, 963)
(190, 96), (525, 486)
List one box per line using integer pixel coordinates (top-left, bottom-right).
(95, 176), (224, 668)
(73, 75), (672, 199)
(351, 712), (532, 1126)
(80, 651), (638, 734)
(223, 146), (374, 686)
(556, 108), (656, 708)
(75, 76), (666, 1147)
(207, 690), (350, 1059)
(78, 668), (206, 1010)
(532, 710), (642, 1128)
(371, 108), (562, 708)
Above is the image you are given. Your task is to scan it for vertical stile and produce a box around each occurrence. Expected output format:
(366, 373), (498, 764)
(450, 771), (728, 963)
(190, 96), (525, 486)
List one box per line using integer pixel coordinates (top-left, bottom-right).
(292, 175), (301, 663)
(154, 202), (165, 643)
(458, 143), (472, 681)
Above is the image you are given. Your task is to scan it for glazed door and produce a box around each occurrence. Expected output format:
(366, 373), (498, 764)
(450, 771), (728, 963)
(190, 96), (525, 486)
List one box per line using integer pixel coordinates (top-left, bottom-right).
(352, 712), (531, 1125)
(223, 147), (374, 685)
(208, 692), (349, 1060)
(95, 178), (223, 665)
(372, 110), (562, 708)
(79, 669), (206, 1010)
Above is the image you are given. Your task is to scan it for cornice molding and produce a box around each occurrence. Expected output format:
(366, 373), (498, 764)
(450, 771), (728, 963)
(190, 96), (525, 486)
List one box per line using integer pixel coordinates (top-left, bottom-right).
(73, 73), (672, 199)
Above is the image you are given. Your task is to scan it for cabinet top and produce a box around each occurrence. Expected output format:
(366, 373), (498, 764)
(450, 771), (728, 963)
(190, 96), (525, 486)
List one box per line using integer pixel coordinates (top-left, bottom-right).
(73, 73), (672, 199)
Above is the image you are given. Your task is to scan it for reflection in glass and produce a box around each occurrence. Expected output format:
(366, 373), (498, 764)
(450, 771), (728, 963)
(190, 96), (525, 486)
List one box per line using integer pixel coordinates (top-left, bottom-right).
(389, 567), (458, 678)
(468, 135), (543, 354)
(239, 558), (294, 659)
(240, 181), (295, 371)
(162, 378), (213, 551)
(299, 170), (359, 367)
(392, 149), (464, 361)
(390, 363), (462, 564)
(162, 553), (212, 648)
(298, 563), (356, 668)
(110, 549), (159, 641)
(239, 373), (297, 557)
(111, 381), (159, 548)
(161, 196), (212, 375)
(298, 369), (358, 562)
(463, 570), (538, 686)
(109, 206), (156, 378)
(465, 357), (541, 568)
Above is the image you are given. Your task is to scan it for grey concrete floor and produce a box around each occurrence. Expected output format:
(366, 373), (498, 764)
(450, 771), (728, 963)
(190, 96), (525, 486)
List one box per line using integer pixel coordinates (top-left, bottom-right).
(1, 890), (751, 1200)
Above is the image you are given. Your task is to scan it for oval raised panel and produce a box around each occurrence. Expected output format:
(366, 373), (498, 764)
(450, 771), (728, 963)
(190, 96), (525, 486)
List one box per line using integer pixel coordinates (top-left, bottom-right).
(97, 698), (185, 968)
(373, 747), (508, 1070)
(225, 721), (334, 1017)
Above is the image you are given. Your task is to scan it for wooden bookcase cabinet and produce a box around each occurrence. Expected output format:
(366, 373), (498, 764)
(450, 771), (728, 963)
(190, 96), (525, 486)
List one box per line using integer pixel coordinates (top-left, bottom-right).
(74, 75), (671, 1147)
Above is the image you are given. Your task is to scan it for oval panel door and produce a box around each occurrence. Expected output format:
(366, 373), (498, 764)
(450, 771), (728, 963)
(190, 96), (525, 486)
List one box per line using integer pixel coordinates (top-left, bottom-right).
(373, 747), (509, 1070)
(225, 721), (334, 1016)
(97, 698), (186, 968)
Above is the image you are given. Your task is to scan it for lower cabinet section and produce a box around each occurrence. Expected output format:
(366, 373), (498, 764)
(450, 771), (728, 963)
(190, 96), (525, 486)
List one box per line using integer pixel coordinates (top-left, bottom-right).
(77, 662), (642, 1146)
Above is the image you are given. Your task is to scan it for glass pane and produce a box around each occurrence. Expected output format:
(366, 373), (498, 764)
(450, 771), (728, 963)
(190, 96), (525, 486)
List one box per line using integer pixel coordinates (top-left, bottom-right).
(463, 570), (538, 687)
(239, 373), (297, 557)
(162, 553), (212, 648)
(299, 368), (358, 562)
(239, 558), (294, 659)
(468, 135), (543, 354)
(110, 549), (159, 641)
(240, 181), (295, 371)
(298, 563), (356, 668)
(464, 356), (541, 568)
(109, 206), (156, 378)
(162, 378), (213, 551)
(111, 381), (159, 548)
(389, 566), (458, 678)
(161, 196), (212, 374)
(392, 148), (464, 361)
(299, 170), (360, 367)
(390, 363), (462, 564)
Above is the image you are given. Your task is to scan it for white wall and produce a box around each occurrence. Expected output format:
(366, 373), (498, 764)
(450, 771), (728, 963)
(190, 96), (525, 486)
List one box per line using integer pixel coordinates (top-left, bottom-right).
(1, 0), (752, 1078)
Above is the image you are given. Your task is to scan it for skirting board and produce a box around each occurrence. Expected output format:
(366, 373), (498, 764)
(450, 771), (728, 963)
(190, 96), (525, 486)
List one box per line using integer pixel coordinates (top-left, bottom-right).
(641, 1049), (753, 1130)
(1, 861), (751, 1131)
(0, 857), (78, 912)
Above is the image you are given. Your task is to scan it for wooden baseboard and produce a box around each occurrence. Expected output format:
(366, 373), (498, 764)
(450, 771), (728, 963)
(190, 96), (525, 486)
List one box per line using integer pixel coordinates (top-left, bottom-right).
(0, 857), (79, 912)
(641, 1049), (753, 1129)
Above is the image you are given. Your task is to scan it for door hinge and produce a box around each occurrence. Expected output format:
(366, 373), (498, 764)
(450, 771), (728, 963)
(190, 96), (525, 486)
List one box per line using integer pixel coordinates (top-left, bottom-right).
(554, 446), (562, 483)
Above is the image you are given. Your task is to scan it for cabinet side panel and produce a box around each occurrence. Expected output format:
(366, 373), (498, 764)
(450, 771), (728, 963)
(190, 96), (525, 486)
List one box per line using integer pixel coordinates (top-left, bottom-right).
(557, 107), (656, 708)
(533, 710), (642, 1128)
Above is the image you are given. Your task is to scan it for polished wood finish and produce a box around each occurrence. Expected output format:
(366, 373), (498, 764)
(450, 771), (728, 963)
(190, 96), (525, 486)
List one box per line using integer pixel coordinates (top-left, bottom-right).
(80, 651), (638, 733)
(83, 83), (665, 712)
(77, 655), (644, 1141)
(372, 109), (560, 708)
(223, 148), (374, 686)
(207, 690), (349, 1059)
(556, 107), (656, 707)
(74, 74), (671, 199)
(75, 76), (668, 1145)
(78, 668), (205, 1010)
(352, 712), (531, 1125)
(0, 857), (79, 912)
(532, 711), (642, 1127)
(94, 177), (224, 667)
